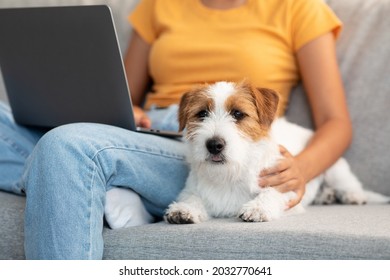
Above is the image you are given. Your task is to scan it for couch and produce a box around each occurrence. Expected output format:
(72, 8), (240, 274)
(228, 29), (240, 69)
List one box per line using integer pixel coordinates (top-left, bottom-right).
(0, 0), (389, 260)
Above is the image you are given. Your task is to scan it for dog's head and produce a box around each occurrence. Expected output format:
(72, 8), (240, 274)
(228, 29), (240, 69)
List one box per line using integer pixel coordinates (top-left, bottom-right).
(178, 81), (279, 167)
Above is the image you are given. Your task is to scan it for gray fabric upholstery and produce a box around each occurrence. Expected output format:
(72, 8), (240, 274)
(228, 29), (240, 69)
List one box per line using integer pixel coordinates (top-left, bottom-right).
(103, 205), (390, 260)
(1, 192), (389, 260)
(0, 192), (25, 260)
(0, 0), (389, 260)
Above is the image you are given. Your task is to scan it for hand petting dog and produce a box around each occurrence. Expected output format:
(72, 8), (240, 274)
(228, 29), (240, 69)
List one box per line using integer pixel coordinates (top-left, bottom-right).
(259, 145), (306, 209)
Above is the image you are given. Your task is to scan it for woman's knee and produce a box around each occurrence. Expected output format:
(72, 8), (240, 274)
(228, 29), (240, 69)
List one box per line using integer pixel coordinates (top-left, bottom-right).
(33, 123), (117, 158)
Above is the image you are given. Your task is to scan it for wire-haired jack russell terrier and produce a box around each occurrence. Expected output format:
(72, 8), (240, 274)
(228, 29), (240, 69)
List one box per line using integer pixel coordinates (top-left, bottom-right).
(164, 81), (389, 224)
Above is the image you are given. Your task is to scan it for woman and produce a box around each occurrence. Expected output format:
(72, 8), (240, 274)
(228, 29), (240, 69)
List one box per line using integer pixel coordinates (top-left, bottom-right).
(0, 0), (351, 259)
(125, 0), (351, 209)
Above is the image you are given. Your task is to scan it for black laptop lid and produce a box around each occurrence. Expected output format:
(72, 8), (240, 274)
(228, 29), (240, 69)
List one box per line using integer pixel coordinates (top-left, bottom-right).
(0, 5), (136, 130)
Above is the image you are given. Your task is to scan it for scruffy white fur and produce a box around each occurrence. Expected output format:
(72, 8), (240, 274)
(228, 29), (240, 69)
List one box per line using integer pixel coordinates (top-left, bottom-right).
(164, 81), (380, 224)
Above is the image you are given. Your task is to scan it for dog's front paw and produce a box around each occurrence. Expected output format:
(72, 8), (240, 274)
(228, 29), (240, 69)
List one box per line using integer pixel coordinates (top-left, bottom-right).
(239, 201), (280, 222)
(239, 190), (286, 222)
(239, 206), (270, 222)
(336, 190), (367, 205)
(165, 209), (196, 224)
(164, 202), (207, 224)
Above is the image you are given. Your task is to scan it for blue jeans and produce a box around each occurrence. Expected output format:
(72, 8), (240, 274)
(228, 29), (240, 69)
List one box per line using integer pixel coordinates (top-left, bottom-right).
(0, 102), (188, 259)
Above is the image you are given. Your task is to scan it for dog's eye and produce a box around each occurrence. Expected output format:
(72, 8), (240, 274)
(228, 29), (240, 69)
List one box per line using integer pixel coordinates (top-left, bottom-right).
(196, 110), (209, 120)
(231, 109), (245, 121)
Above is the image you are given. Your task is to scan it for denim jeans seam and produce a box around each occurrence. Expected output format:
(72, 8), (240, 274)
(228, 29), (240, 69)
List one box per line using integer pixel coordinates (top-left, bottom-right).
(87, 162), (97, 260)
(0, 132), (30, 159)
(90, 145), (186, 162)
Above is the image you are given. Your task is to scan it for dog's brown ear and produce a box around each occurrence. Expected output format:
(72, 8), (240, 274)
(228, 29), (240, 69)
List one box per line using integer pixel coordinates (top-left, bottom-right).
(252, 87), (280, 127)
(178, 85), (209, 132)
(178, 91), (192, 132)
(178, 90), (202, 132)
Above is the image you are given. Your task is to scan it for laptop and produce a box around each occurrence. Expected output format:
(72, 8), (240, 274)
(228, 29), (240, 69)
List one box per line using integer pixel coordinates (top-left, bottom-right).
(0, 5), (182, 138)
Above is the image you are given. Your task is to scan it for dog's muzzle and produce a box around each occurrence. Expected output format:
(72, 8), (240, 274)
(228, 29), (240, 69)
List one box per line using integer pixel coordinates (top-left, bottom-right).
(206, 137), (226, 163)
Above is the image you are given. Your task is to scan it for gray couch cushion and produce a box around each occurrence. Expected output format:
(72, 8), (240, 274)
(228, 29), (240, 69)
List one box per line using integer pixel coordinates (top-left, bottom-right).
(103, 204), (390, 260)
(0, 192), (25, 259)
(1, 192), (389, 260)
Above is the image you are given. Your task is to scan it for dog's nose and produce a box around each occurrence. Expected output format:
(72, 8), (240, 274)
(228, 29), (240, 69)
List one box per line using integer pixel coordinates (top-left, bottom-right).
(206, 137), (225, 155)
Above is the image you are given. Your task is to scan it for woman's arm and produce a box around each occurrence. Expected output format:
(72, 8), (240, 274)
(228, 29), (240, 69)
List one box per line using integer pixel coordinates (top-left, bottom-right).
(295, 32), (352, 181)
(124, 30), (152, 128)
(259, 32), (352, 207)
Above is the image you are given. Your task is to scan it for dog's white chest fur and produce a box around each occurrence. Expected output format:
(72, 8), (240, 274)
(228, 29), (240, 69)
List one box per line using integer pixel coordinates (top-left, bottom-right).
(184, 138), (281, 218)
(165, 81), (367, 224)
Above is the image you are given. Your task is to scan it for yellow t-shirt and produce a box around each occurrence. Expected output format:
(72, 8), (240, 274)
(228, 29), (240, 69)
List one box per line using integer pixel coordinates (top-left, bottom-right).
(129, 0), (341, 114)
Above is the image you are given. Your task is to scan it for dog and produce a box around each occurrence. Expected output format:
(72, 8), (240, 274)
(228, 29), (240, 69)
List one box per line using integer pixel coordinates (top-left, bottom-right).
(164, 81), (380, 224)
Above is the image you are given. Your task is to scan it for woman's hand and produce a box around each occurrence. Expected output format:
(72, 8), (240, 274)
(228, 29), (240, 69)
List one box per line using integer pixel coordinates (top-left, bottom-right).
(133, 106), (151, 128)
(258, 145), (306, 209)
